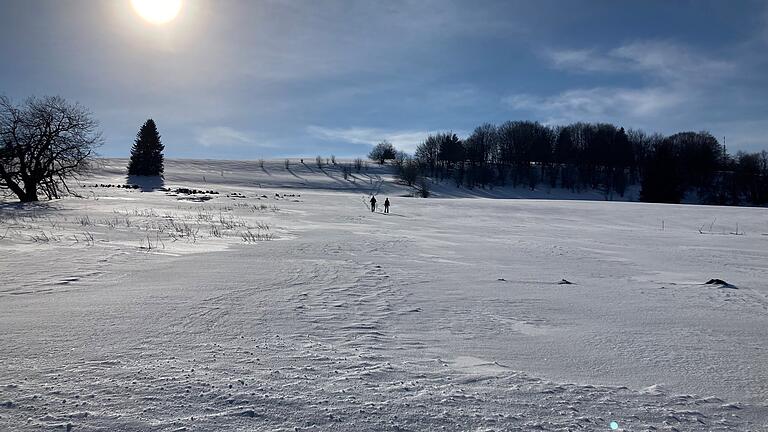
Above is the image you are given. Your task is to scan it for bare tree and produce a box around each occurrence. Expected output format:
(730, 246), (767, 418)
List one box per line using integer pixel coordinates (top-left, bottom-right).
(368, 140), (397, 164)
(0, 96), (102, 202)
(396, 159), (419, 186)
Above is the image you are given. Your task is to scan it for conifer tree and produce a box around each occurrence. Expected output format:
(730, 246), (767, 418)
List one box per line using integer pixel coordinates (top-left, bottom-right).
(128, 119), (164, 176)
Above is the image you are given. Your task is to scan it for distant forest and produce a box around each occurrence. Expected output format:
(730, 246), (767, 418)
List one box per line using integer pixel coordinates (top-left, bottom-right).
(400, 121), (768, 205)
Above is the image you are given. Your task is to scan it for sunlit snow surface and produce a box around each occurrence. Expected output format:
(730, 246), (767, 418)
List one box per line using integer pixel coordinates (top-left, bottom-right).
(1, 159), (767, 431)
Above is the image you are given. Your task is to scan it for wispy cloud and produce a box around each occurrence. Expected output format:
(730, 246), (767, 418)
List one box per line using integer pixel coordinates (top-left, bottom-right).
(545, 41), (734, 82)
(546, 48), (619, 72)
(613, 41), (733, 81)
(513, 41), (736, 125)
(504, 86), (685, 124)
(196, 126), (256, 148)
(307, 126), (453, 154)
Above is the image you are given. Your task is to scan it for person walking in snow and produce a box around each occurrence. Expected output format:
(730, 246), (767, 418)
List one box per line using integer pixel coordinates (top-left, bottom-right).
(384, 198), (390, 214)
(370, 195), (377, 212)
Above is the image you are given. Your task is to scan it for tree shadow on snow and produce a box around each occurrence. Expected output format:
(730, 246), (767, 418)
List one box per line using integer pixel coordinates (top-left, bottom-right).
(319, 166), (349, 187)
(0, 200), (56, 218)
(127, 175), (165, 192)
(286, 167), (306, 183)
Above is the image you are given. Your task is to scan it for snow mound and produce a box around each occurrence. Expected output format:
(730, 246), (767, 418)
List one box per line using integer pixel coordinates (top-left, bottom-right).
(705, 279), (737, 289)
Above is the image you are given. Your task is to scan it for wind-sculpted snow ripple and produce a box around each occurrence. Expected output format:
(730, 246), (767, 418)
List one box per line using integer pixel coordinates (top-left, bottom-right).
(2, 162), (767, 430)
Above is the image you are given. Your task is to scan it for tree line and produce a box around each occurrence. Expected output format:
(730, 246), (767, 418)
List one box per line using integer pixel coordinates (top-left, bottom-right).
(2, 93), (765, 206)
(394, 121), (768, 205)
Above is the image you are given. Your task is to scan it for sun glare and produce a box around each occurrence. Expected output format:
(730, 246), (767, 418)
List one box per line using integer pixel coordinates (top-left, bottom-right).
(131, 0), (183, 25)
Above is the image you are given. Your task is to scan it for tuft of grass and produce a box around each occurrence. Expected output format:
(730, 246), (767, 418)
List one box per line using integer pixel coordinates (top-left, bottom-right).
(240, 229), (273, 243)
(209, 224), (222, 238)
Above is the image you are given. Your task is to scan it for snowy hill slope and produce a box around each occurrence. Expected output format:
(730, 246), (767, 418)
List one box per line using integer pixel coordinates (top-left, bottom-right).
(95, 158), (639, 201)
(0, 159), (766, 431)
(95, 158), (401, 196)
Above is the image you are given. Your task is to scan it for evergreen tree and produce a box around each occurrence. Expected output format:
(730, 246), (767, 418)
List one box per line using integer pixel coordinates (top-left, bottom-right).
(128, 119), (164, 176)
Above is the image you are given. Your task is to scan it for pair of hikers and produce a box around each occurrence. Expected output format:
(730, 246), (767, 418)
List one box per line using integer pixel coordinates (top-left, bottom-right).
(370, 196), (390, 213)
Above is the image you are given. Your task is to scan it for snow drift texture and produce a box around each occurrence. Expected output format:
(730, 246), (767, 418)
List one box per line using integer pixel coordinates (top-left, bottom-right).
(1, 159), (766, 431)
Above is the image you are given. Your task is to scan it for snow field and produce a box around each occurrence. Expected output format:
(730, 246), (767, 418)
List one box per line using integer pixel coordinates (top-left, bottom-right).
(1, 159), (767, 431)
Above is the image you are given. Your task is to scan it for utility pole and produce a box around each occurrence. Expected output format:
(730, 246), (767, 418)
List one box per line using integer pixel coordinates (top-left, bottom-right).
(723, 136), (727, 160)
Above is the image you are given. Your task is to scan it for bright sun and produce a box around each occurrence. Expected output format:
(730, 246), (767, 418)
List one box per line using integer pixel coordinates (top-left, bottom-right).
(131, 0), (183, 25)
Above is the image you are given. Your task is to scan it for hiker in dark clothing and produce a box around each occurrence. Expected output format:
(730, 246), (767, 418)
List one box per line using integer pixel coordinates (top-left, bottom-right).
(384, 198), (390, 213)
(370, 196), (377, 212)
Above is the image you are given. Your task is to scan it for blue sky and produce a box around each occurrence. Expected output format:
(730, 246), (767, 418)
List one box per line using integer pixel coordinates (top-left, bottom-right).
(1, 0), (767, 159)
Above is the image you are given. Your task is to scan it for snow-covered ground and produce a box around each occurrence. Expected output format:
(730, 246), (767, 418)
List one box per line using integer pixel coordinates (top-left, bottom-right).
(1, 159), (766, 431)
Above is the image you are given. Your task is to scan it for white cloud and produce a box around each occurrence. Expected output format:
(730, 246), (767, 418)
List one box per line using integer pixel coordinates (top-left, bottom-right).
(307, 126), (452, 154)
(196, 126), (255, 148)
(546, 48), (620, 72)
(612, 41), (733, 81)
(504, 86), (685, 124)
(516, 40), (737, 126)
(545, 41), (734, 82)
